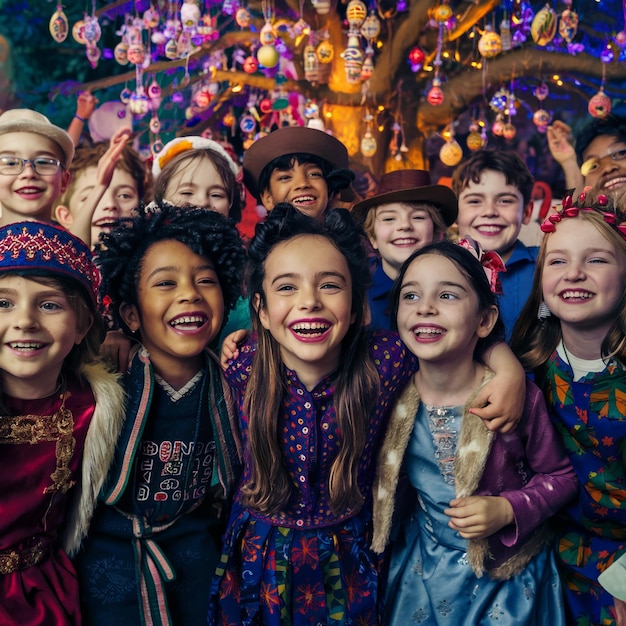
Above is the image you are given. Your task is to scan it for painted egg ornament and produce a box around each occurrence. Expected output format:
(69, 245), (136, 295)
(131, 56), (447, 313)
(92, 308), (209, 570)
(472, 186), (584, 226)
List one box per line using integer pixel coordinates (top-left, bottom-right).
(128, 43), (146, 65)
(432, 2), (453, 24)
(259, 98), (273, 114)
(558, 9), (578, 44)
(531, 5), (557, 46)
(243, 56), (259, 73)
(236, 8), (251, 28)
(503, 122), (517, 140)
(86, 45), (101, 69)
(240, 114), (257, 134)
(194, 89), (211, 109)
(114, 42), (129, 65)
(130, 92), (150, 117)
(491, 115), (505, 136)
(49, 5), (69, 43)
(360, 55), (374, 80)
(615, 31), (626, 48)
(165, 39), (179, 59)
(84, 16), (101, 45)
(223, 111), (236, 127)
(347, 0), (367, 29)
(119, 87), (132, 105)
(151, 139), (164, 156)
(478, 27), (502, 58)
(257, 44), (279, 68)
(439, 139), (463, 166)
(534, 82), (549, 101)
(316, 39), (334, 64)
(260, 22), (275, 45)
(588, 89), (612, 119)
(466, 131), (483, 151)
(149, 116), (161, 134)
(311, 0), (331, 15)
(533, 109), (551, 127)
(148, 81), (162, 100)
(361, 132), (377, 158)
(361, 13), (381, 41)
(427, 79), (444, 106)
(143, 7), (160, 28)
(72, 20), (87, 45)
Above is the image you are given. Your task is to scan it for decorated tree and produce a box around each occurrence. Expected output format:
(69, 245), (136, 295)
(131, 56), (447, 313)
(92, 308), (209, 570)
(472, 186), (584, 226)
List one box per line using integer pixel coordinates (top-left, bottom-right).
(1, 0), (625, 191)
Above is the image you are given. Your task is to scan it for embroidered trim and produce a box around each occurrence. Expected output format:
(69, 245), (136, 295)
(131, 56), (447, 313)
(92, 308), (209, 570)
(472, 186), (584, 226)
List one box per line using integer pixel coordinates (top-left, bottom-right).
(154, 370), (203, 402)
(0, 541), (47, 574)
(0, 392), (77, 494)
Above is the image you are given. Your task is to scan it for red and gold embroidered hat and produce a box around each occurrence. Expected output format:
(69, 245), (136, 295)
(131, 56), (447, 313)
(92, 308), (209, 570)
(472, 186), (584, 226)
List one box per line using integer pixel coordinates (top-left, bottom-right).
(0, 222), (99, 305)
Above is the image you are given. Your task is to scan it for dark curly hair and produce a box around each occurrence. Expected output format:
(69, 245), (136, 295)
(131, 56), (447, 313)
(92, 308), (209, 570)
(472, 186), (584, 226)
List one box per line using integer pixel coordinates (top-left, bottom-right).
(96, 202), (246, 336)
(241, 203), (379, 516)
(576, 114), (626, 163)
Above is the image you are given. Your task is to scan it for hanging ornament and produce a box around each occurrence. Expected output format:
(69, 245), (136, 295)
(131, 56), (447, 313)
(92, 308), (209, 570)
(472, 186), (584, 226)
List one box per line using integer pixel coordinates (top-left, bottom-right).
(558, 8), (578, 44)
(478, 25), (502, 58)
(84, 14), (101, 46)
(408, 46), (425, 72)
(143, 7), (160, 29)
(346, 0), (367, 30)
(114, 42), (129, 65)
(236, 7), (251, 28)
(165, 38), (179, 59)
(500, 15), (512, 52)
(360, 54), (374, 80)
(534, 81), (549, 101)
(243, 55), (259, 73)
(431, 1), (453, 24)
(72, 20), (87, 45)
(533, 109), (552, 128)
(361, 109), (377, 158)
(311, 0), (331, 15)
(147, 79), (162, 108)
(149, 114), (161, 134)
(427, 77), (445, 106)
(305, 100), (325, 130)
(361, 13), (381, 42)
(128, 42), (147, 65)
(304, 42), (320, 82)
(466, 122), (484, 151)
(440, 138), (463, 166)
(503, 122), (516, 140)
(119, 86), (132, 105)
(130, 90), (150, 117)
(181, 0), (200, 31)
(86, 45), (101, 69)
(588, 88), (612, 119)
(492, 113), (505, 136)
(531, 5), (557, 46)
(316, 38), (334, 64)
(49, 4), (69, 43)
(341, 34), (364, 84)
(239, 113), (257, 135)
(257, 44), (279, 68)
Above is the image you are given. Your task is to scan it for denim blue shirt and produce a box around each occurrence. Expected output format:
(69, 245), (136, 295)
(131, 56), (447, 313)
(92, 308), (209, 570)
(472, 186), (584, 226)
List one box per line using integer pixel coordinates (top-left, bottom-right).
(367, 257), (394, 331)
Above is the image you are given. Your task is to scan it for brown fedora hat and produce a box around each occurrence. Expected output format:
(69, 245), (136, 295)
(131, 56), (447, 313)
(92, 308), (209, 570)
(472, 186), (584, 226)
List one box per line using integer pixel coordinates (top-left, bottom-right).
(243, 126), (350, 197)
(351, 169), (458, 227)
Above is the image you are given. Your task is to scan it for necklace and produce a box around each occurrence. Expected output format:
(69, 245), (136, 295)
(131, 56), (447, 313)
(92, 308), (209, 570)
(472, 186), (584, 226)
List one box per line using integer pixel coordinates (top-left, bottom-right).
(561, 341), (573, 371)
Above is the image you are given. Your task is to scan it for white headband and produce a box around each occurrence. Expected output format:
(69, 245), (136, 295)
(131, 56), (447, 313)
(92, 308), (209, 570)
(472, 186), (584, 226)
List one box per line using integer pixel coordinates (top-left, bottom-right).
(152, 136), (240, 178)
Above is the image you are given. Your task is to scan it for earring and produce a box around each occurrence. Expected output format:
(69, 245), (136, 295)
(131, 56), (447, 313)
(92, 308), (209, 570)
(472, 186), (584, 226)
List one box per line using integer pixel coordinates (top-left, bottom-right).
(537, 301), (551, 321)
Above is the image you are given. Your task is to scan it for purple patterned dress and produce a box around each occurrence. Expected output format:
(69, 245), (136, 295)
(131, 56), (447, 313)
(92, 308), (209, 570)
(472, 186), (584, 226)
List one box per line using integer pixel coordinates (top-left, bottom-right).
(208, 331), (414, 626)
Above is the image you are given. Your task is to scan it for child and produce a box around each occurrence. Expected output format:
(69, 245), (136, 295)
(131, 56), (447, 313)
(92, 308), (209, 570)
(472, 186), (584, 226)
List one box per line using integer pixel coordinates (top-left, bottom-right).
(152, 136), (243, 223)
(452, 149), (538, 339)
(54, 130), (147, 249)
(74, 205), (245, 625)
(242, 125), (355, 221)
(352, 168), (457, 330)
(511, 195), (626, 626)
(0, 221), (125, 625)
(209, 203), (416, 625)
(373, 239), (578, 625)
(210, 204), (527, 625)
(0, 108), (74, 226)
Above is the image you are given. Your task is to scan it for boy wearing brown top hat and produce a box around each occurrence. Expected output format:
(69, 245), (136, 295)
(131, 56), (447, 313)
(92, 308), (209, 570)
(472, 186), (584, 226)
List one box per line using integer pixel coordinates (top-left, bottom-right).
(352, 169), (458, 330)
(243, 126), (354, 221)
(0, 109), (74, 227)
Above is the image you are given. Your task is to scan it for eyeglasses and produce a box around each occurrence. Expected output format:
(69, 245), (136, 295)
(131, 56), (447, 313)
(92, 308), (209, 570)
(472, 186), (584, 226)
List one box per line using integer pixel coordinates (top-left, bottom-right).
(580, 147), (626, 177)
(0, 156), (62, 176)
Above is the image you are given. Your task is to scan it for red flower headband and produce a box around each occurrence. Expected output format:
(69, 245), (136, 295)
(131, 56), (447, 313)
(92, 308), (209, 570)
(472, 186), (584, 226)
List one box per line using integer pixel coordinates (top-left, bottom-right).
(457, 238), (506, 295)
(540, 188), (626, 240)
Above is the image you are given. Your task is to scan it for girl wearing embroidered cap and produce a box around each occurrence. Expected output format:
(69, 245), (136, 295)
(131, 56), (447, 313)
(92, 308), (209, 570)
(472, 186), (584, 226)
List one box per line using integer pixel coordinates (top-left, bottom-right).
(0, 221), (125, 626)
(512, 194), (626, 626)
(374, 239), (577, 626)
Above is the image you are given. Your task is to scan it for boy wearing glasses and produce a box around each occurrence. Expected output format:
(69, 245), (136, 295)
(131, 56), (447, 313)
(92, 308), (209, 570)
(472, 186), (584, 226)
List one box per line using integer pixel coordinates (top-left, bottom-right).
(0, 109), (74, 227)
(547, 114), (626, 202)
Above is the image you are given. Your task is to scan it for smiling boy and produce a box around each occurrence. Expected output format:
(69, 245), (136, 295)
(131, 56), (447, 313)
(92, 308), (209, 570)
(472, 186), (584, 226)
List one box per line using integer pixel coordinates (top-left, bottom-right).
(0, 109), (74, 226)
(452, 150), (538, 339)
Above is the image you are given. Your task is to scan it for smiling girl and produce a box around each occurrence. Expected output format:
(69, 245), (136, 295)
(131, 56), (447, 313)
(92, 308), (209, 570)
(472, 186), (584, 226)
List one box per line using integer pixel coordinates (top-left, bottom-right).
(512, 195), (626, 626)
(74, 205), (245, 626)
(373, 240), (578, 625)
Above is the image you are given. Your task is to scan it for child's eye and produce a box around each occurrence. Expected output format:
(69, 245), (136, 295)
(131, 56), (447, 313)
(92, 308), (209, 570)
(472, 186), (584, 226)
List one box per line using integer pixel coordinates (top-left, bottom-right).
(320, 282), (341, 290)
(198, 276), (218, 285)
(276, 284), (295, 292)
(41, 301), (62, 311)
(589, 257), (609, 264)
(546, 258), (565, 266)
(210, 191), (227, 199)
(402, 292), (419, 301)
(440, 292), (458, 300)
(0, 299), (12, 309)
(308, 170), (323, 178)
(155, 280), (176, 287)
(118, 192), (136, 201)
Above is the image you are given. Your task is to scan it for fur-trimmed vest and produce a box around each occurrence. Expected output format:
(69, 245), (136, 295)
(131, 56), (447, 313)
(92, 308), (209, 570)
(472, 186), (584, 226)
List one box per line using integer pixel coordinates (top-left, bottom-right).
(372, 377), (578, 581)
(61, 361), (127, 556)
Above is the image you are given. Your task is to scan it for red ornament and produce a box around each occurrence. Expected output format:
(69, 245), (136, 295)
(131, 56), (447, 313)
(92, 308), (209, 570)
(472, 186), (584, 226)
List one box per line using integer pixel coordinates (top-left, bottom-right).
(588, 89), (612, 119)
(408, 46), (425, 70)
(427, 85), (444, 106)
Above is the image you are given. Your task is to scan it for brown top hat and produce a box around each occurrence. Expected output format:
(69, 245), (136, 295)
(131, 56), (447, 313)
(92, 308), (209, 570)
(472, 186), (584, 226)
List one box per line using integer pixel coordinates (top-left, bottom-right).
(351, 169), (458, 227)
(243, 126), (351, 198)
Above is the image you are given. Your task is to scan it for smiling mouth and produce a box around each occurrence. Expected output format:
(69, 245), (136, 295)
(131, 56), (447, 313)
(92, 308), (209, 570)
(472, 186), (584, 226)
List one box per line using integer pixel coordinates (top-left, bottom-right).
(291, 195), (316, 205)
(602, 177), (626, 191)
(290, 321), (330, 337)
(476, 225), (504, 234)
(9, 341), (45, 351)
(560, 290), (593, 300)
(413, 327), (444, 337)
(392, 238), (418, 246)
(169, 315), (207, 329)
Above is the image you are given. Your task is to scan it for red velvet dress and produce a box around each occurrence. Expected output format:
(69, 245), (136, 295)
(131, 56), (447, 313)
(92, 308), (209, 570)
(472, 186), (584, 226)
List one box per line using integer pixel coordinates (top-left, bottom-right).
(0, 379), (95, 625)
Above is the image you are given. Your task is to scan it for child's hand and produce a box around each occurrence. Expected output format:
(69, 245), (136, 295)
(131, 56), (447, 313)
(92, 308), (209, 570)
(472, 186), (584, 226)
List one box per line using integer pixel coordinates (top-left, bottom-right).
(220, 329), (248, 368)
(445, 495), (514, 540)
(101, 329), (136, 372)
(76, 91), (98, 121)
(614, 598), (626, 626)
(472, 343), (525, 433)
(546, 121), (577, 166)
(97, 128), (132, 188)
